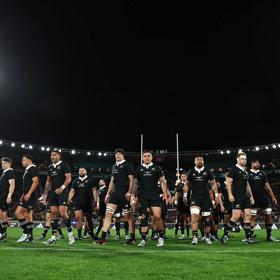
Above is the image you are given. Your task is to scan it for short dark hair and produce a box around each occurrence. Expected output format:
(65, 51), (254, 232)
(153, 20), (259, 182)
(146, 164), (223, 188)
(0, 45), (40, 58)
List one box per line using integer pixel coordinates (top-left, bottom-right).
(251, 159), (259, 165)
(22, 155), (33, 162)
(237, 152), (247, 158)
(51, 149), (62, 156)
(180, 171), (188, 176)
(115, 148), (125, 155)
(1, 157), (12, 164)
(143, 149), (153, 155)
(194, 154), (204, 159)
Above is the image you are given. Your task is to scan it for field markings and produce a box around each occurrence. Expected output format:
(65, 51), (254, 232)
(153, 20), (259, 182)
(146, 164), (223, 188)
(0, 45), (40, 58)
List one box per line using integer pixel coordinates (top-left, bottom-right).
(0, 246), (280, 254)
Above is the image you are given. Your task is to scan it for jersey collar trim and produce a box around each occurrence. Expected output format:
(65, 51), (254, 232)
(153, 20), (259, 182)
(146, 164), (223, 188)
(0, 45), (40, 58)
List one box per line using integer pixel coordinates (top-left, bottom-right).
(79, 175), (88, 181)
(142, 163), (154, 168)
(116, 160), (126, 166)
(236, 164), (246, 171)
(250, 169), (260, 173)
(3, 168), (13, 173)
(52, 161), (62, 168)
(26, 164), (36, 171)
(194, 166), (205, 173)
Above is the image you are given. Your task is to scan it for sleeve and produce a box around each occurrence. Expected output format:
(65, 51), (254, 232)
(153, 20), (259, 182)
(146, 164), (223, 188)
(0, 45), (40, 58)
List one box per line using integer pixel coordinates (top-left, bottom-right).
(30, 167), (39, 179)
(71, 180), (76, 190)
(62, 162), (71, 174)
(157, 166), (164, 178)
(227, 167), (236, 179)
(208, 170), (215, 181)
(134, 167), (139, 180)
(263, 172), (268, 183)
(126, 162), (135, 176)
(7, 170), (16, 180)
(186, 169), (193, 182)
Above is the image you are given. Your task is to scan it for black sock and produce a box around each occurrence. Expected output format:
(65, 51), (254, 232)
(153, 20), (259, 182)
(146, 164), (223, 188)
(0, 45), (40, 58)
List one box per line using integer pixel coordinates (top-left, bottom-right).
(78, 229), (82, 238)
(243, 223), (252, 239)
(214, 230), (218, 237)
(0, 223), (3, 234)
(175, 222), (179, 235)
(224, 220), (236, 235)
(130, 232), (135, 240)
(265, 224), (272, 238)
(101, 231), (107, 240)
(19, 219), (27, 234)
(51, 219), (58, 235)
(250, 225), (255, 236)
(42, 226), (50, 237)
(124, 221), (129, 235)
(64, 219), (72, 233)
(26, 222), (33, 237)
(180, 226), (184, 235)
(186, 225), (190, 236)
(57, 227), (63, 235)
(159, 230), (164, 239)
(115, 221), (120, 236)
(192, 230), (198, 238)
(141, 232), (147, 241)
(83, 229), (88, 236)
(1, 222), (8, 234)
(96, 220), (103, 237)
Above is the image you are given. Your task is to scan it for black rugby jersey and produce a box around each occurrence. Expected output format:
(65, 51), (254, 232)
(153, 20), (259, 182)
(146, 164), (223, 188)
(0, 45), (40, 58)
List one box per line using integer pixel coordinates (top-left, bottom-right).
(48, 161), (71, 190)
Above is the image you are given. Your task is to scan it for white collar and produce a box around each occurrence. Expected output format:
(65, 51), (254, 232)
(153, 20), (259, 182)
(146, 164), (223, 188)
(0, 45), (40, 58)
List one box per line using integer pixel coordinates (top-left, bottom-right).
(116, 160), (126, 166)
(250, 169), (260, 173)
(79, 175), (88, 181)
(236, 164), (246, 171)
(142, 163), (154, 168)
(52, 161), (62, 168)
(26, 164), (35, 171)
(195, 166), (205, 173)
(3, 168), (13, 173)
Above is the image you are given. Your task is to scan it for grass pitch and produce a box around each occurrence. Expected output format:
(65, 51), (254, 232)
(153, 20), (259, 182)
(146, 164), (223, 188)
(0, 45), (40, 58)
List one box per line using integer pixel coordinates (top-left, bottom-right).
(0, 228), (279, 280)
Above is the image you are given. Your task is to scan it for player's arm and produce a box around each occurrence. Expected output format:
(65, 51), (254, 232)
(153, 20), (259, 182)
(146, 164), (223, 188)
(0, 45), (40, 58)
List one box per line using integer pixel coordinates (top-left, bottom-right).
(24, 176), (39, 202)
(159, 175), (168, 200)
(265, 182), (278, 205)
(105, 176), (114, 203)
(41, 176), (51, 205)
(219, 192), (225, 212)
(6, 179), (15, 204)
(55, 172), (71, 195)
(174, 188), (179, 206)
(210, 179), (219, 205)
(183, 180), (190, 205)
(68, 188), (75, 204)
(246, 182), (254, 205)
(126, 174), (135, 197)
(92, 186), (99, 210)
(226, 176), (234, 203)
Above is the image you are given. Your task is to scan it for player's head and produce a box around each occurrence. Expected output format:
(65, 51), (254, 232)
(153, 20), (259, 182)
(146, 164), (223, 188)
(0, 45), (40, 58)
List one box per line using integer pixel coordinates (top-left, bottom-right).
(1, 157), (12, 170)
(51, 150), (61, 163)
(79, 167), (87, 177)
(194, 155), (204, 168)
(180, 171), (188, 182)
(251, 159), (260, 170)
(143, 150), (153, 164)
(115, 148), (125, 162)
(22, 155), (33, 168)
(99, 179), (106, 187)
(236, 152), (247, 166)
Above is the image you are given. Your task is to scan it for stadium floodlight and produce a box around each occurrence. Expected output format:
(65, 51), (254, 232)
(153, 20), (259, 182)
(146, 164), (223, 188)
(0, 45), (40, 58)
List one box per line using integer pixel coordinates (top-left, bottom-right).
(278, 144), (280, 148)
(265, 146), (269, 150)
(238, 149), (243, 153)
(98, 152), (102, 156)
(226, 150), (231, 154)
(29, 145), (33, 150)
(104, 152), (107, 156)
(21, 144), (25, 148)
(0, 140), (2, 145)
(41, 147), (45, 151)
(272, 144), (277, 149)
(255, 146), (259, 151)
(71, 150), (76, 155)
(220, 151), (224, 155)
(87, 152), (91, 156)
(11, 142), (15, 147)
(46, 147), (50, 151)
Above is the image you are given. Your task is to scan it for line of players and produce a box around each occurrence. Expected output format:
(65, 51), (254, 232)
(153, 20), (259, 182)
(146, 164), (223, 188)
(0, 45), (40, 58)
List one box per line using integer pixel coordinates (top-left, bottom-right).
(0, 149), (278, 246)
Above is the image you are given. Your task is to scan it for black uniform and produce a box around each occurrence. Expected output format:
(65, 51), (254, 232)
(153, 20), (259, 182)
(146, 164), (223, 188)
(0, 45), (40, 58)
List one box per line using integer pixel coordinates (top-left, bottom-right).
(98, 185), (108, 218)
(218, 180), (232, 214)
(108, 160), (135, 213)
(187, 167), (214, 213)
(19, 165), (40, 210)
(135, 163), (164, 209)
(176, 182), (190, 215)
(227, 165), (250, 210)
(248, 170), (271, 209)
(71, 175), (95, 213)
(47, 161), (71, 206)
(0, 169), (15, 211)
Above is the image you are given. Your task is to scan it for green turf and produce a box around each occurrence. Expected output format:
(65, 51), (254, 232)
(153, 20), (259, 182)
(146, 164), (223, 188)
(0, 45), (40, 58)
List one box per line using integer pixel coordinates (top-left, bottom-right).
(0, 228), (280, 280)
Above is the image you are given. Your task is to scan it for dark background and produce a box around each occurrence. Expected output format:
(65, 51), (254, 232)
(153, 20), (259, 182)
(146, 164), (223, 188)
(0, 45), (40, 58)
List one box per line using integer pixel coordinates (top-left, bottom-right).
(0, 1), (279, 152)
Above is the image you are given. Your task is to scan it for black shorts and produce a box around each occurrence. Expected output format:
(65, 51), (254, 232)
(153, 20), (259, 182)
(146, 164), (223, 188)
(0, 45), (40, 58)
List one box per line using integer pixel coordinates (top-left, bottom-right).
(108, 191), (131, 214)
(48, 189), (68, 207)
(19, 199), (35, 211)
(252, 196), (271, 209)
(138, 195), (162, 209)
(223, 202), (232, 214)
(177, 202), (190, 215)
(190, 196), (212, 213)
(0, 199), (9, 211)
(232, 196), (250, 210)
(99, 205), (106, 218)
(74, 202), (92, 213)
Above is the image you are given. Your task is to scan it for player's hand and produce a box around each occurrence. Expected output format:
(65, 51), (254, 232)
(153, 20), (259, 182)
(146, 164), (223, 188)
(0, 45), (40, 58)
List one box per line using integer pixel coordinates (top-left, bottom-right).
(175, 179), (180, 186)
(272, 197), (278, 205)
(125, 192), (132, 201)
(105, 194), (110, 204)
(24, 193), (31, 202)
(55, 186), (64, 195)
(41, 194), (47, 206)
(6, 196), (12, 204)
(130, 196), (137, 212)
(220, 205), (225, 213)
(228, 194), (235, 203)
(250, 196), (254, 206)
(67, 200), (73, 207)
(168, 196), (173, 205)
(95, 203), (100, 211)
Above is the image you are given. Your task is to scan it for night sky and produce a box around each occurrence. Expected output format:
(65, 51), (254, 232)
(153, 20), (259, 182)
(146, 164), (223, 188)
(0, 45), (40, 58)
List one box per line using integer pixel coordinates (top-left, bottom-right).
(0, 1), (279, 152)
